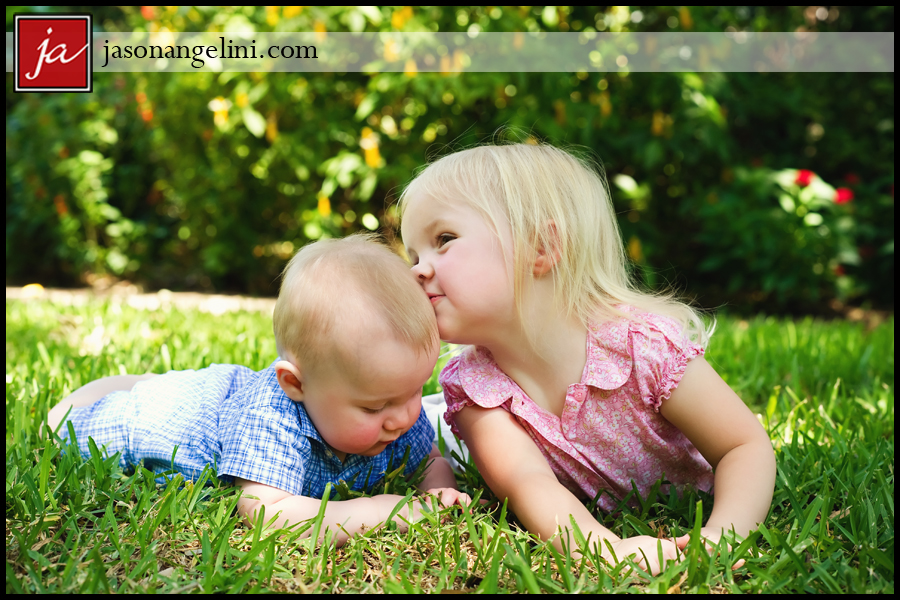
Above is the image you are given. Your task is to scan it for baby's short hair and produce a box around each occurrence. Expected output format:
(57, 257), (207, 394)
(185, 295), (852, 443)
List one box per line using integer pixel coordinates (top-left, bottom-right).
(273, 233), (438, 374)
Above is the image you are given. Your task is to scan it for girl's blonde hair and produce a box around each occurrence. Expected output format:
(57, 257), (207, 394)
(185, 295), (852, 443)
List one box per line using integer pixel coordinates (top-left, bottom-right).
(399, 142), (712, 349)
(273, 233), (438, 373)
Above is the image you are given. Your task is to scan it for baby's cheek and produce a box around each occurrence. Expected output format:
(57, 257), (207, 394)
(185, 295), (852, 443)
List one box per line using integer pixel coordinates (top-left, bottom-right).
(346, 418), (382, 445)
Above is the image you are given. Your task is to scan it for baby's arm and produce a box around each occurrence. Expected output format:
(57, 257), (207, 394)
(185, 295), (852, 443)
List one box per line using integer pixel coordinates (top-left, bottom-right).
(661, 357), (776, 545)
(43, 373), (158, 439)
(235, 478), (430, 546)
(454, 404), (679, 574)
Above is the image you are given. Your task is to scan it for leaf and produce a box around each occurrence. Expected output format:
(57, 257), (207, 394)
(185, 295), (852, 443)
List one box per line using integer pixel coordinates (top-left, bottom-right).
(356, 6), (383, 25)
(357, 172), (377, 201)
(355, 94), (379, 121)
(242, 107), (266, 138)
(247, 82), (270, 104)
(613, 174), (638, 194)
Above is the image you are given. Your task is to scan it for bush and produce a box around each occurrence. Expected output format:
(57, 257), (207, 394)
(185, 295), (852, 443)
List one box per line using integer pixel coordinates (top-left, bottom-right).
(5, 6), (894, 311)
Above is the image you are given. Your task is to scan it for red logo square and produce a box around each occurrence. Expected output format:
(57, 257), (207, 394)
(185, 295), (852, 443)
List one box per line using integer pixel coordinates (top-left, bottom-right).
(15, 14), (93, 93)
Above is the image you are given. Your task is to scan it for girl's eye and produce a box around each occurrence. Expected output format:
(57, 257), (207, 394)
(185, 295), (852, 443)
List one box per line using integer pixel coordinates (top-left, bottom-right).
(363, 406), (384, 414)
(436, 233), (455, 247)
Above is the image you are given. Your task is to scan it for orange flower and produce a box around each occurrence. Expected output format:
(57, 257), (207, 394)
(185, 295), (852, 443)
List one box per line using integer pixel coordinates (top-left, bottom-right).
(391, 6), (413, 29)
(360, 127), (381, 168)
(628, 236), (643, 263)
(266, 6), (279, 26)
(265, 112), (278, 143)
(384, 39), (399, 62)
(318, 195), (331, 217)
(53, 194), (68, 216)
(208, 97), (232, 127)
(314, 20), (327, 42)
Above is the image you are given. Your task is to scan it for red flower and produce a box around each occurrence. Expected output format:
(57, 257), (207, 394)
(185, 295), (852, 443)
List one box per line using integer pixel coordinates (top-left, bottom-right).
(834, 265), (846, 276)
(141, 6), (156, 20)
(834, 188), (854, 204)
(843, 173), (860, 185)
(795, 169), (814, 187)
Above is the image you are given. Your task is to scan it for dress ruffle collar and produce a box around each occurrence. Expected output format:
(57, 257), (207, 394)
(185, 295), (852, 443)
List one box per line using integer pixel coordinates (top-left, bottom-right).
(456, 318), (635, 406)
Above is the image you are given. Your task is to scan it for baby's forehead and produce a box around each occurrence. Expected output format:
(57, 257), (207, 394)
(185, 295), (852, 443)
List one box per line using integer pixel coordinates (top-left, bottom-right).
(330, 321), (433, 380)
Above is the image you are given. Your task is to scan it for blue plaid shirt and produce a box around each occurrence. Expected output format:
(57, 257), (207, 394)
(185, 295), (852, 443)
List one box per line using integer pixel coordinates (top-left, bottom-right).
(63, 361), (435, 498)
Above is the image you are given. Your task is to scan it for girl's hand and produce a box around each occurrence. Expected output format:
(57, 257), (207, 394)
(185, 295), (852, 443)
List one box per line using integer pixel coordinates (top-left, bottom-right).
(604, 536), (681, 576)
(674, 527), (746, 570)
(423, 487), (474, 509)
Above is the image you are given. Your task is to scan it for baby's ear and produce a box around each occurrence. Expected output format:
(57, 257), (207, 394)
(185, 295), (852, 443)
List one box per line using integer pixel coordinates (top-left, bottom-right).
(533, 221), (562, 277)
(274, 360), (305, 402)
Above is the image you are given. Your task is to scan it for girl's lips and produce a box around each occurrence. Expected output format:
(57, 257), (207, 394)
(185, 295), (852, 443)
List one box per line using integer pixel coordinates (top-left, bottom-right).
(428, 294), (444, 304)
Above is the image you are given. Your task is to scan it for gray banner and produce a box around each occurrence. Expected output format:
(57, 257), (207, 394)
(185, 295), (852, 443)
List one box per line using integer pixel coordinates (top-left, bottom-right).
(7, 31), (894, 73)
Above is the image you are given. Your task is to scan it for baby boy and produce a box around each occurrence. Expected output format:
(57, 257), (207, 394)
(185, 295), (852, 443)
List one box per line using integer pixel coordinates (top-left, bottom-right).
(44, 233), (467, 545)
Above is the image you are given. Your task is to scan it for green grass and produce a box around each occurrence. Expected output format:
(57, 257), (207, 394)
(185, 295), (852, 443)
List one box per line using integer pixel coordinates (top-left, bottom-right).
(6, 297), (894, 593)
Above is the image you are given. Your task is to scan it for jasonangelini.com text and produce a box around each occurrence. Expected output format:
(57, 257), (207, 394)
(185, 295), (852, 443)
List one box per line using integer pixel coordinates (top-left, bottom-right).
(102, 37), (317, 68)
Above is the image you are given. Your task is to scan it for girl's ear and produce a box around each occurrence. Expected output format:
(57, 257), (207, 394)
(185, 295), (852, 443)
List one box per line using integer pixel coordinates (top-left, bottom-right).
(275, 360), (305, 402)
(533, 221), (562, 277)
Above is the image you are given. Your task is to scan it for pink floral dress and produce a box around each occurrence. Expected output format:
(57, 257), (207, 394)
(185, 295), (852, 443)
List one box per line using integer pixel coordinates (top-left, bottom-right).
(441, 307), (715, 512)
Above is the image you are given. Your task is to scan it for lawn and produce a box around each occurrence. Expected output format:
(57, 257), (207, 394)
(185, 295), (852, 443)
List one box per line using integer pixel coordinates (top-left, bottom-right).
(5, 296), (894, 593)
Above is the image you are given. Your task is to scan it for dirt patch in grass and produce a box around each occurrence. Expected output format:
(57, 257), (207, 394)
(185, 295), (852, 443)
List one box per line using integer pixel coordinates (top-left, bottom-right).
(7, 286), (276, 315)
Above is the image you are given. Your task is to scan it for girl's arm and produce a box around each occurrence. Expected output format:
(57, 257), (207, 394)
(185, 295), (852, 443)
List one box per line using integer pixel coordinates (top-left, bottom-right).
(419, 444), (457, 489)
(660, 357), (777, 542)
(236, 478), (431, 547)
(453, 404), (680, 572)
(418, 444), (473, 506)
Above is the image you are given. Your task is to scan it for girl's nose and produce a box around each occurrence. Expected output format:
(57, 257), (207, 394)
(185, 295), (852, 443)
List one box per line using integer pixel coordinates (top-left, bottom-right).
(410, 260), (433, 283)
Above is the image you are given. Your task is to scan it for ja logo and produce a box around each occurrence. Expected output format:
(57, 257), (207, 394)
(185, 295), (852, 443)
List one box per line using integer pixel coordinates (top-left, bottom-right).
(14, 13), (93, 93)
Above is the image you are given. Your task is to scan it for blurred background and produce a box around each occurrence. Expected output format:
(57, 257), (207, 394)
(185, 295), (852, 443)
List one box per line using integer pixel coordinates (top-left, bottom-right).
(6, 6), (894, 315)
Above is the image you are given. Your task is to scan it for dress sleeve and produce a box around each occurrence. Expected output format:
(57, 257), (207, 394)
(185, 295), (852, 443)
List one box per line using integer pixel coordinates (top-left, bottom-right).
(438, 355), (473, 437)
(630, 314), (705, 411)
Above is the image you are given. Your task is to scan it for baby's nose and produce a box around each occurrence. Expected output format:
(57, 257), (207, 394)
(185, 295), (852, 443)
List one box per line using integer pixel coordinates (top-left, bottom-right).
(384, 400), (418, 433)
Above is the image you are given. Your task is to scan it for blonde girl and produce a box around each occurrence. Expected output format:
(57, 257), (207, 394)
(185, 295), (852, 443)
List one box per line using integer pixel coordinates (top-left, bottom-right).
(399, 142), (776, 575)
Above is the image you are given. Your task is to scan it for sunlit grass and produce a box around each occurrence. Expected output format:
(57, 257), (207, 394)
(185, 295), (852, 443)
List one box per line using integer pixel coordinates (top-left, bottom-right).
(5, 298), (894, 593)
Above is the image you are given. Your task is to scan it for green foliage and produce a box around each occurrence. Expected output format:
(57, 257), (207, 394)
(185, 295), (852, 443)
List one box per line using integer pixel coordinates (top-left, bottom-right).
(6, 6), (895, 311)
(5, 297), (894, 592)
(329, 446), (431, 501)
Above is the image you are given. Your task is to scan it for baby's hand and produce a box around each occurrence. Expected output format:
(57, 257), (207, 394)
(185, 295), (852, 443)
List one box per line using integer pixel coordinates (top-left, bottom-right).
(674, 527), (745, 570)
(605, 535), (681, 576)
(377, 493), (437, 531)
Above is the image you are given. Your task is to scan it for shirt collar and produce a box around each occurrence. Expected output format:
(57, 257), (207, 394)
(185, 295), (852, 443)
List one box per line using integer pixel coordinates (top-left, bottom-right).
(457, 319), (633, 405)
(266, 360), (332, 445)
